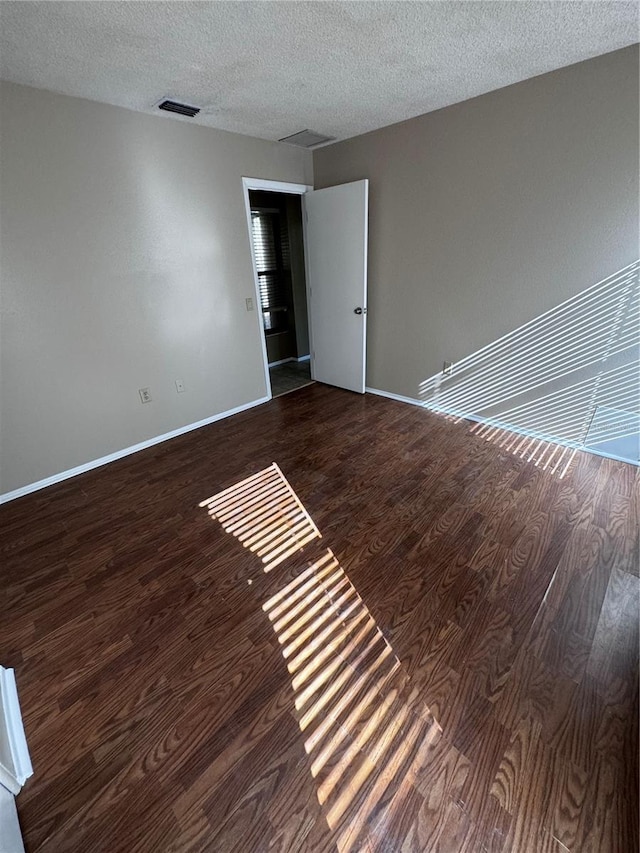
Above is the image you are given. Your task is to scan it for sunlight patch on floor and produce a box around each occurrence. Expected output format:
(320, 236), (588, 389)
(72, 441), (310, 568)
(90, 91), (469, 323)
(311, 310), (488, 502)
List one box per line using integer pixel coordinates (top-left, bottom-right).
(201, 464), (443, 852)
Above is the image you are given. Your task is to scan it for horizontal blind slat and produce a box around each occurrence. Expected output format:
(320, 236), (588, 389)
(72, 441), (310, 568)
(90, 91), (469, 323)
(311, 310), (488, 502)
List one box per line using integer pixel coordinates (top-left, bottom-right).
(251, 209), (289, 333)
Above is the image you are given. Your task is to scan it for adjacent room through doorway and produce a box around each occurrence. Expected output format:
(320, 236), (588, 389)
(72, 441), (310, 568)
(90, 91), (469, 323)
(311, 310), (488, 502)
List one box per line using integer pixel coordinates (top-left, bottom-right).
(248, 190), (313, 397)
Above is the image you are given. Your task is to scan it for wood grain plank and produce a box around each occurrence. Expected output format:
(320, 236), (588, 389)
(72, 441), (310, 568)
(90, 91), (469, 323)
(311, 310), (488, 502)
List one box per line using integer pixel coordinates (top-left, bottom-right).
(0, 384), (635, 852)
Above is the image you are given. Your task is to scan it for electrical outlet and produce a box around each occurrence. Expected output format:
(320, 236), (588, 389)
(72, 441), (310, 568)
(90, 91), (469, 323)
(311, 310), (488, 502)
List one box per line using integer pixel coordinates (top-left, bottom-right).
(245, 297), (254, 312)
(442, 361), (453, 376)
(139, 387), (152, 403)
(175, 379), (186, 393)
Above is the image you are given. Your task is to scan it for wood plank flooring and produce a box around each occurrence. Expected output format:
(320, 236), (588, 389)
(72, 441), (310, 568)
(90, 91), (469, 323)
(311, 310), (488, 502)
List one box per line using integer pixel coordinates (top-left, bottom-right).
(1, 383), (637, 852)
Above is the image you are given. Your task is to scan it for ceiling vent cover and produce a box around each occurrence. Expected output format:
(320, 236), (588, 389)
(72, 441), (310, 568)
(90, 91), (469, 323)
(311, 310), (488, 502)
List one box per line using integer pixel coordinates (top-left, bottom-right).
(158, 100), (200, 118)
(278, 129), (336, 148)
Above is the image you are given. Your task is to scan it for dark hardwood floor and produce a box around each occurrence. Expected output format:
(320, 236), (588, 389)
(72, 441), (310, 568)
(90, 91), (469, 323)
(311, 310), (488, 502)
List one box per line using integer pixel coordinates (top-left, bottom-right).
(1, 383), (637, 852)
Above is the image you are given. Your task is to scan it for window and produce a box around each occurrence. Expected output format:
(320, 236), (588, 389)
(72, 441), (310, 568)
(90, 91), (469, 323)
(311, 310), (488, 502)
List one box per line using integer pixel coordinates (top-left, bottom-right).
(251, 208), (290, 333)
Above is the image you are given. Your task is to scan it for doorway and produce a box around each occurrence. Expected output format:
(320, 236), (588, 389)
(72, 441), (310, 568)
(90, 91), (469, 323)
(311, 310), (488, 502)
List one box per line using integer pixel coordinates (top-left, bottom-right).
(243, 180), (313, 398)
(242, 176), (369, 399)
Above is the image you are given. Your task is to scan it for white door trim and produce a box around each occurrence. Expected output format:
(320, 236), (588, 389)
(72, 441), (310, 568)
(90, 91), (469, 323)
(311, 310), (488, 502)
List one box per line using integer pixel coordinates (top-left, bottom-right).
(0, 668), (32, 795)
(242, 177), (313, 195)
(241, 177), (313, 399)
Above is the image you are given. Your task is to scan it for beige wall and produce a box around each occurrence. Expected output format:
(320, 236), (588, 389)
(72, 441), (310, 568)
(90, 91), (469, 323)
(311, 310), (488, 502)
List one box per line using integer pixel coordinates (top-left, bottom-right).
(0, 82), (312, 495)
(314, 46), (639, 400)
(2, 46), (638, 495)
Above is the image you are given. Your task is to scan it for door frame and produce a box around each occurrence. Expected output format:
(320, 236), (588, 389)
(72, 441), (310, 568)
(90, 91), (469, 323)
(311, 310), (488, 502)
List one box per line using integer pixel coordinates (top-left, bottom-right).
(241, 177), (313, 400)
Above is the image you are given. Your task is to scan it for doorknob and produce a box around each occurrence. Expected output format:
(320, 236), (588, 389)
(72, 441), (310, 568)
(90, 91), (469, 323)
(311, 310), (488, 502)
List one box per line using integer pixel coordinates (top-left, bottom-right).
(354, 307), (367, 315)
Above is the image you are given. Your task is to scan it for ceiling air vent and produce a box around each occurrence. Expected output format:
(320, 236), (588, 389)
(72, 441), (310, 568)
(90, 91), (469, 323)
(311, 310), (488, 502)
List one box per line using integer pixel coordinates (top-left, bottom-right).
(158, 99), (200, 118)
(278, 129), (336, 148)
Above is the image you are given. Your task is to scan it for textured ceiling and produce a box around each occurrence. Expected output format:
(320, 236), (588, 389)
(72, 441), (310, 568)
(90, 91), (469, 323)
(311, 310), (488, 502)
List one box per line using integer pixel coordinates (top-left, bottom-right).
(0, 1), (637, 143)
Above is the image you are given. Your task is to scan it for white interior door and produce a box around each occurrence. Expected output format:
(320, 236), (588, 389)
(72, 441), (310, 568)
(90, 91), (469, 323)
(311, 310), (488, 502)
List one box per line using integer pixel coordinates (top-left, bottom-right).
(304, 179), (368, 393)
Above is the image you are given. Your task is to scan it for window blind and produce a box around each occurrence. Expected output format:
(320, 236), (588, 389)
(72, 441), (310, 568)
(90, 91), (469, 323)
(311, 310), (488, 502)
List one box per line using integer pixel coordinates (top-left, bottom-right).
(251, 209), (290, 332)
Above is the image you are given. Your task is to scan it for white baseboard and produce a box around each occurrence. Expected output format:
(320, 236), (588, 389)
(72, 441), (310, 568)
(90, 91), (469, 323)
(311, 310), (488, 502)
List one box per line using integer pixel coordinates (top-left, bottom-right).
(365, 387), (424, 408)
(365, 388), (639, 467)
(268, 357), (296, 368)
(0, 395), (270, 504)
(268, 355), (310, 367)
